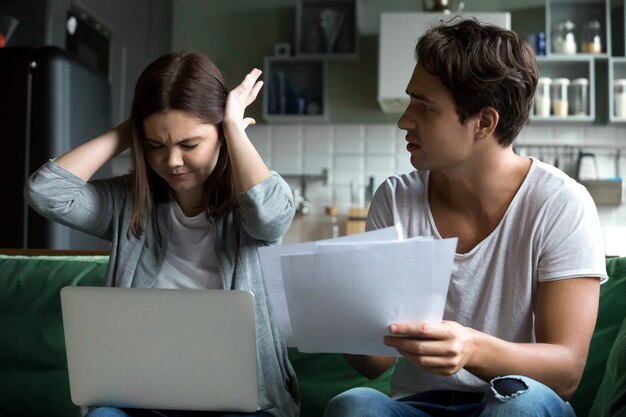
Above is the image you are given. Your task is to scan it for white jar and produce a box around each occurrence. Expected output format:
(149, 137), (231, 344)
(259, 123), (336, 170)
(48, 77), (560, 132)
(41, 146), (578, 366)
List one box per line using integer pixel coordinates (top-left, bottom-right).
(570, 78), (589, 116)
(552, 20), (577, 54)
(615, 79), (626, 118)
(535, 77), (552, 117)
(551, 78), (570, 116)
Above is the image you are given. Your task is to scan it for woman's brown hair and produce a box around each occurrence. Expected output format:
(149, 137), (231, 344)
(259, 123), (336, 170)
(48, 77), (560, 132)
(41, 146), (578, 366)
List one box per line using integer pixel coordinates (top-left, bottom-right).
(416, 18), (538, 146)
(128, 51), (235, 239)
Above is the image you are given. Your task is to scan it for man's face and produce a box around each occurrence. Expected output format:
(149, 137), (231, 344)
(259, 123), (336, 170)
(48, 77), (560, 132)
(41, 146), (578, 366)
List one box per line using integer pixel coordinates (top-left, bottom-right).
(397, 63), (480, 172)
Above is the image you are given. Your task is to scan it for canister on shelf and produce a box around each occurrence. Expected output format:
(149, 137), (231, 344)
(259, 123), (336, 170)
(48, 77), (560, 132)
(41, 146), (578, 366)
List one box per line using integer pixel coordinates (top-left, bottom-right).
(552, 20), (577, 54)
(551, 78), (570, 116)
(535, 77), (552, 117)
(581, 20), (602, 54)
(615, 79), (626, 119)
(570, 78), (589, 116)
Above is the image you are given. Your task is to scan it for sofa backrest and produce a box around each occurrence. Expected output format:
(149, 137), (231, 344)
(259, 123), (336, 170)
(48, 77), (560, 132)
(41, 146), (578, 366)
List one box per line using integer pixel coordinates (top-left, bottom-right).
(0, 254), (108, 417)
(569, 256), (626, 417)
(1, 253), (625, 417)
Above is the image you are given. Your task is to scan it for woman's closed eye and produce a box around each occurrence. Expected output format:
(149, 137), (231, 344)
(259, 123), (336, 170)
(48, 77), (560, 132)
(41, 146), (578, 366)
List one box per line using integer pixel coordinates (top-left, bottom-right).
(180, 143), (199, 150)
(146, 142), (164, 150)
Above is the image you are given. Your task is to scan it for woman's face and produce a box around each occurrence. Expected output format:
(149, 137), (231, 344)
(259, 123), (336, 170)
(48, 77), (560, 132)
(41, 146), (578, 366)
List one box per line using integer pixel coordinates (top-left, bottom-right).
(143, 109), (221, 212)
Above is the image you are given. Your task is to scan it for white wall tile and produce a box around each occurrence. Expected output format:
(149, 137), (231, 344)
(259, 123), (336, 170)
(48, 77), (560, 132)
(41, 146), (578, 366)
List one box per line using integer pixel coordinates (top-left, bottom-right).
(365, 125), (397, 154)
(248, 125), (273, 166)
(303, 125), (333, 148)
(395, 155), (415, 175)
(334, 124), (365, 154)
(519, 125), (553, 144)
(271, 125), (303, 174)
(273, 124), (303, 142)
(334, 169), (365, 187)
(304, 153), (332, 174)
(335, 155), (365, 171)
(366, 155), (395, 172)
(396, 136), (409, 154)
(583, 125), (617, 145)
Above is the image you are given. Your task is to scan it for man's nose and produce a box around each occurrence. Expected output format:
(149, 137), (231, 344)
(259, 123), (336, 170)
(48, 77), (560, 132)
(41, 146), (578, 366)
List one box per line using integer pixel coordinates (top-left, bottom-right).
(397, 106), (412, 130)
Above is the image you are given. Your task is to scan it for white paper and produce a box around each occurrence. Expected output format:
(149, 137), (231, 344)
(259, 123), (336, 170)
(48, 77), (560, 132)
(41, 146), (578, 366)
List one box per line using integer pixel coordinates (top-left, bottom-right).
(259, 225), (404, 346)
(289, 237), (457, 355)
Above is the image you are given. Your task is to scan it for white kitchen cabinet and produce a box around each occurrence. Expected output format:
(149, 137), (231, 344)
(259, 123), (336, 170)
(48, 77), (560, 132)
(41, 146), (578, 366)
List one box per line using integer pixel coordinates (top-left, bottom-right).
(377, 12), (511, 113)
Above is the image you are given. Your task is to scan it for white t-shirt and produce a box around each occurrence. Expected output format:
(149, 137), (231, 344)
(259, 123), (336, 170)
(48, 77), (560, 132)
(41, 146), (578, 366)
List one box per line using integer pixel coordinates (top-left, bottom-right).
(366, 158), (608, 398)
(153, 202), (222, 290)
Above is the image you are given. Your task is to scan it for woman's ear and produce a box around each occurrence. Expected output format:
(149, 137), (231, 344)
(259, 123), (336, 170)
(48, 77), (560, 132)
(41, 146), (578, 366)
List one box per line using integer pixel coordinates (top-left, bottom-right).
(475, 107), (499, 140)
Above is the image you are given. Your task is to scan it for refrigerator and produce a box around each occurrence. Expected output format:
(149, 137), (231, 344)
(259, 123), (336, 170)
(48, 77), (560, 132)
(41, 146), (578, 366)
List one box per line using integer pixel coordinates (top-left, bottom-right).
(0, 46), (112, 250)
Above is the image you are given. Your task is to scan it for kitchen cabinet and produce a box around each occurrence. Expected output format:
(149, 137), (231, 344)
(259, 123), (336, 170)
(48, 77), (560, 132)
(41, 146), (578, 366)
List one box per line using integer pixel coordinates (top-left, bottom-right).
(263, 56), (329, 122)
(533, 56), (596, 122)
(546, 0), (609, 57)
(377, 12), (511, 113)
(525, 0), (626, 123)
(262, 0), (359, 122)
(610, 58), (626, 121)
(295, 0), (359, 58)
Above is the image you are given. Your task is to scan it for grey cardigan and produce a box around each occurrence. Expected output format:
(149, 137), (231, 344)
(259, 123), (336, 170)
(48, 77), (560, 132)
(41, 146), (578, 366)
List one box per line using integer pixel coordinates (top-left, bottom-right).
(25, 160), (300, 417)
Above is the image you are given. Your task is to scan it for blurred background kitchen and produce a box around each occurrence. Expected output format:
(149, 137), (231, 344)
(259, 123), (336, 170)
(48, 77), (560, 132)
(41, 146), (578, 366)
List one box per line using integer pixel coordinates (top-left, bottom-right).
(1, 0), (625, 255)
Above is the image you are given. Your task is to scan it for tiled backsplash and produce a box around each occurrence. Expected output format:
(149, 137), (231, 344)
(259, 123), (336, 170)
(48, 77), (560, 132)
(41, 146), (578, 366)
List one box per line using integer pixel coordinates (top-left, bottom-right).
(110, 123), (626, 254)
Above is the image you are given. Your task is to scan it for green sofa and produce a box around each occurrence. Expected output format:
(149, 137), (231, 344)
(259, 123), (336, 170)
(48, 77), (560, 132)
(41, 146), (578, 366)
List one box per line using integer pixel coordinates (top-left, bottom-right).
(1, 252), (625, 417)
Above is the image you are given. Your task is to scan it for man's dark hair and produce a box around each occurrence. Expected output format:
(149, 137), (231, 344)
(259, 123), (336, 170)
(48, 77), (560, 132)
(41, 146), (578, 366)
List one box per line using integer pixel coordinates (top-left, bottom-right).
(416, 18), (538, 146)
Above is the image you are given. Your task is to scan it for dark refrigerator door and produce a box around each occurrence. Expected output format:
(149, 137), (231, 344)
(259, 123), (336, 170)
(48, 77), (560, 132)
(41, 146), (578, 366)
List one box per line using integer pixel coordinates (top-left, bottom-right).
(28, 46), (112, 250)
(0, 46), (113, 249)
(0, 48), (32, 248)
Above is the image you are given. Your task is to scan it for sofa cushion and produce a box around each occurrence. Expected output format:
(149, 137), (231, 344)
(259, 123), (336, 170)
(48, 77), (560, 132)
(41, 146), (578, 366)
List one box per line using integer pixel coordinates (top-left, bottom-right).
(570, 256), (626, 417)
(589, 313), (626, 417)
(288, 348), (394, 417)
(0, 255), (108, 417)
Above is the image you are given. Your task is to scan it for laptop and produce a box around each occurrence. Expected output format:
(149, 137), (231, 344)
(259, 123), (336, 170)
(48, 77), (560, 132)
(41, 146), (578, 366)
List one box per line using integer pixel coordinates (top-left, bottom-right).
(60, 286), (259, 412)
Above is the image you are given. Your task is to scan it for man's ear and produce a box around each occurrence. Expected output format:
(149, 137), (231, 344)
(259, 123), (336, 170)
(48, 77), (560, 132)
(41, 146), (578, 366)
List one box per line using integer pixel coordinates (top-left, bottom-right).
(475, 107), (499, 140)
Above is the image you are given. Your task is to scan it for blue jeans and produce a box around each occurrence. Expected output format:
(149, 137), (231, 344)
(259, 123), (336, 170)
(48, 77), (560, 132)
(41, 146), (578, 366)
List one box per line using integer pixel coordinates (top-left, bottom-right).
(85, 408), (273, 417)
(323, 375), (576, 417)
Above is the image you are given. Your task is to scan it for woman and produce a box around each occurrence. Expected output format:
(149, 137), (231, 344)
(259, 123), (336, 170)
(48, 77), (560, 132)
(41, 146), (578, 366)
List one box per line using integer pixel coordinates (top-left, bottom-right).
(25, 51), (299, 417)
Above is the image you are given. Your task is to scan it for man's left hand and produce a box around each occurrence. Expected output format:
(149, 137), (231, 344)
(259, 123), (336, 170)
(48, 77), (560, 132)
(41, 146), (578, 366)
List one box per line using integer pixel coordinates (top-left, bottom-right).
(384, 320), (475, 376)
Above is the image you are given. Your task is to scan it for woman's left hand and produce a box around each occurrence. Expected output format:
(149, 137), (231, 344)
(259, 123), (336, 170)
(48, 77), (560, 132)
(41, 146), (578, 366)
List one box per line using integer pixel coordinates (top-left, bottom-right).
(224, 68), (264, 130)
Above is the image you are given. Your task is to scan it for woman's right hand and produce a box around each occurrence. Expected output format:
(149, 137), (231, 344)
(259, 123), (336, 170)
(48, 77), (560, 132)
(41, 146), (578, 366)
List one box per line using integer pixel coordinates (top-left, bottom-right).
(223, 68), (264, 131)
(53, 120), (133, 182)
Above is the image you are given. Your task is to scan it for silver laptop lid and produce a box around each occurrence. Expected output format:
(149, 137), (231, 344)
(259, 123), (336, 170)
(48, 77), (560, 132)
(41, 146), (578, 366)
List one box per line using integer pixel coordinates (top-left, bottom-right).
(60, 286), (258, 412)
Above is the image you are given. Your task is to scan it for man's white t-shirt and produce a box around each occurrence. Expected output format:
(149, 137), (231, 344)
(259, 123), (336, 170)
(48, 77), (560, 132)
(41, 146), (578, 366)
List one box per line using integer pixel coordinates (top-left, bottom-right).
(366, 158), (608, 398)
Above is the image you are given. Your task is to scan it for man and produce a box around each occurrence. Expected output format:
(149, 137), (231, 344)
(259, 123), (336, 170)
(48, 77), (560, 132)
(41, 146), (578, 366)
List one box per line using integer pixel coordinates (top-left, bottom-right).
(324, 18), (607, 417)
